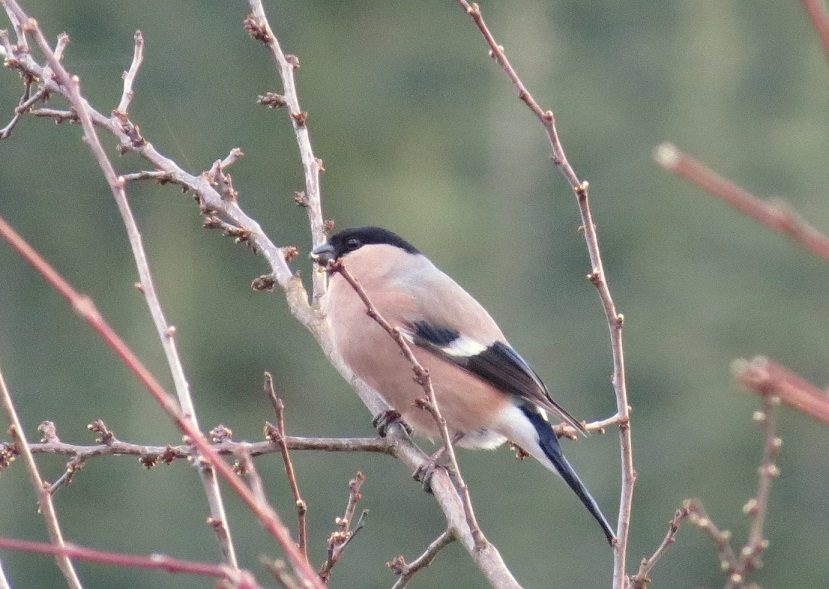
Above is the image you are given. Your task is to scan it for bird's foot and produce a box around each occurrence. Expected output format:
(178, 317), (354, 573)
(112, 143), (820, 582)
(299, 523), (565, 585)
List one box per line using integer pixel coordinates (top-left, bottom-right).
(412, 434), (463, 494)
(412, 460), (445, 495)
(372, 409), (412, 438)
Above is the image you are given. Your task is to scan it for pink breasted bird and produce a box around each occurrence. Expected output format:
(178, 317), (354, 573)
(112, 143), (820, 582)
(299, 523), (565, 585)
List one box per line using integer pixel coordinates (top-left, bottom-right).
(312, 226), (615, 545)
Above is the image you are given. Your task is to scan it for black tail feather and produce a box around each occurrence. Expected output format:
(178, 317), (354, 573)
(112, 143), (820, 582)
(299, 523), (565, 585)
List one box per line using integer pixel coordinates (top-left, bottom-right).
(522, 407), (616, 545)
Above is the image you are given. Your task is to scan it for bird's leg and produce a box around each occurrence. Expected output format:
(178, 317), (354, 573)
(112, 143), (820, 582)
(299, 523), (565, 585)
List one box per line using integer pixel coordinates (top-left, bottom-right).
(372, 409), (412, 437)
(413, 432), (465, 494)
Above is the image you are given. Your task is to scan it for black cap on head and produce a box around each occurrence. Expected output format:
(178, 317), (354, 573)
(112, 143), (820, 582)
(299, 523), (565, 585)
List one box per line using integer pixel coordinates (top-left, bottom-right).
(311, 226), (419, 264)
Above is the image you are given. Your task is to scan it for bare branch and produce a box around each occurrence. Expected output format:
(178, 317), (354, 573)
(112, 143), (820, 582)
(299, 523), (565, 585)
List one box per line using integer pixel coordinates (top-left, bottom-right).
(319, 472), (368, 582)
(734, 356), (829, 426)
(0, 212), (323, 589)
(244, 1), (327, 301)
(655, 142), (829, 263)
(630, 502), (692, 589)
(21, 432), (393, 464)
(0, 367), (84, 589)
(116, 30), (143, 114)
(454, 3), (629, 585)
(264, 372), (309, 563)
(733, 395), (780, 583)
(0, 2), (242, 566)
(0, 85), (48, 139)
(686, 502), (739, 575)
(0, 536), (262, 588)
(120, 170), (173, 183)
(388, 529), (456, 589)
(236, 446), (268, 506)
(260, 557), (305, 589)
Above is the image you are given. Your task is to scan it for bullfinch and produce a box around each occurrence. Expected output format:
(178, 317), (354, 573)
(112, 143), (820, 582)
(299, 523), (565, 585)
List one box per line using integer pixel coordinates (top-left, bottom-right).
(311, 226), (615, 545)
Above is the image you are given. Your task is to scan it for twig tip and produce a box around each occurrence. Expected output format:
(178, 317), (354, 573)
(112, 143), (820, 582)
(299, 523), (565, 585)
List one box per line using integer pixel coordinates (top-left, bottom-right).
(653, 142), (679, 169)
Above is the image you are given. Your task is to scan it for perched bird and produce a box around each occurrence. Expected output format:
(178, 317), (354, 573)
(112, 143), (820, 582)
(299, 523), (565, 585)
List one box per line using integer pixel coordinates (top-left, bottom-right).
(311, 226), (615, 545)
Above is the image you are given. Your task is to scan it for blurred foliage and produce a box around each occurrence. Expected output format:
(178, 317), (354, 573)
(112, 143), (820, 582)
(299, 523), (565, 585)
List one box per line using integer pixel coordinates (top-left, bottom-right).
(1, 1), (829, 588)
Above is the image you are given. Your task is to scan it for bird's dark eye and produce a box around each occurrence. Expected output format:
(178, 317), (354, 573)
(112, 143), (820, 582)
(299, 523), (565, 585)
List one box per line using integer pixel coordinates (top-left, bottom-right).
(346, 237), (362, 250)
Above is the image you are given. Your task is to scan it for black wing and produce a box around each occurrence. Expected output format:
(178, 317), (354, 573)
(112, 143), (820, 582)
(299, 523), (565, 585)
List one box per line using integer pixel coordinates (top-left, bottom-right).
(409, 320), (587, 433)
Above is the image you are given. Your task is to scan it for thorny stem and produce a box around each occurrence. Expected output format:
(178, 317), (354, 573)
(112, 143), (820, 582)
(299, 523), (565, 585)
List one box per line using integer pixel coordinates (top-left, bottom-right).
(455, 2), (630, 585)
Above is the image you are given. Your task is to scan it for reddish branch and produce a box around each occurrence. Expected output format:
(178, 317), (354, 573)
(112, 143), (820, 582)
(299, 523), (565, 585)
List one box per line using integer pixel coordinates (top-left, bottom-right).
(632, 392), (783, 589)
(0, 536), (262, 588)
(264, 372), (309, 563)
(331, 261), (489, 551)
(454, 2), (630, 586)
(4, 2), (240, 566)
(802, 0), (829, 62)
(735, 356), (829, 426)
(0, 213), (324, 589)
(654, 142), (829, 263)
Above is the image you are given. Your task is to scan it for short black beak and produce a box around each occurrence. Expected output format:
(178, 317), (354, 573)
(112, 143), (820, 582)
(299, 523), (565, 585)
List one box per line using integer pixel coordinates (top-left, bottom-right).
(310, 242), (336, 266)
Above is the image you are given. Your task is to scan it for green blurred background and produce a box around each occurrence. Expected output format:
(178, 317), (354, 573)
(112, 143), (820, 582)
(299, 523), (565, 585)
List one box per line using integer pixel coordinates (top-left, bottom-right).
(2, 1), (828, 587)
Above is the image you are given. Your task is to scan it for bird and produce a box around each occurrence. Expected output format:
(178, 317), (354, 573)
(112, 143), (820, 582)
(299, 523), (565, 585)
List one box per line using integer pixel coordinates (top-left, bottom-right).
(311, 226), (616, 545)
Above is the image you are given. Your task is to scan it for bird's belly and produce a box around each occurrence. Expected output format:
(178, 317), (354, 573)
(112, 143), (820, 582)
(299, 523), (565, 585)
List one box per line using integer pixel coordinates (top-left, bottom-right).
(332, 310), (512, 449)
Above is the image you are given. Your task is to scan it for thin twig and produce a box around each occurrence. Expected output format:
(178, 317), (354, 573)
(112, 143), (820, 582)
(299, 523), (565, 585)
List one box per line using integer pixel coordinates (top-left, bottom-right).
(236, 446), (268, 506)
(0, 211), (324, 589)
(686, 502), (739, 576)
(629, 502), (692, 589)
(0, 366), (84, 589)
(802, 0), (829, 62)
(30, 107), (78, 122)
(729, 395), (780, 587)
(116, 30), (143, 114)
(260, 557), (305, 589)
(0, 536), (262, 589)
(264, 372), (308, 563)
(331, 261), (489, 551)
(388, 529), (456, 589)
(654, 142), (829, 263)
(319, 472), (368, 582)
(455, 1), (629, 582)
(120, 170), (173, 183)
(21, 433), (393, 463)
(244, 0), (327, 301)
(734, 356), (829, 426)
(554, 412), (625, 440)
(2, 3), (241, 567)
(0, 85), (48, 139)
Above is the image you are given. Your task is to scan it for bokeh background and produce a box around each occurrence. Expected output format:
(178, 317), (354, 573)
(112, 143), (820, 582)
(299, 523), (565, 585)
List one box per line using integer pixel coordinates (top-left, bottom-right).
(1, 1), (828, 587)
